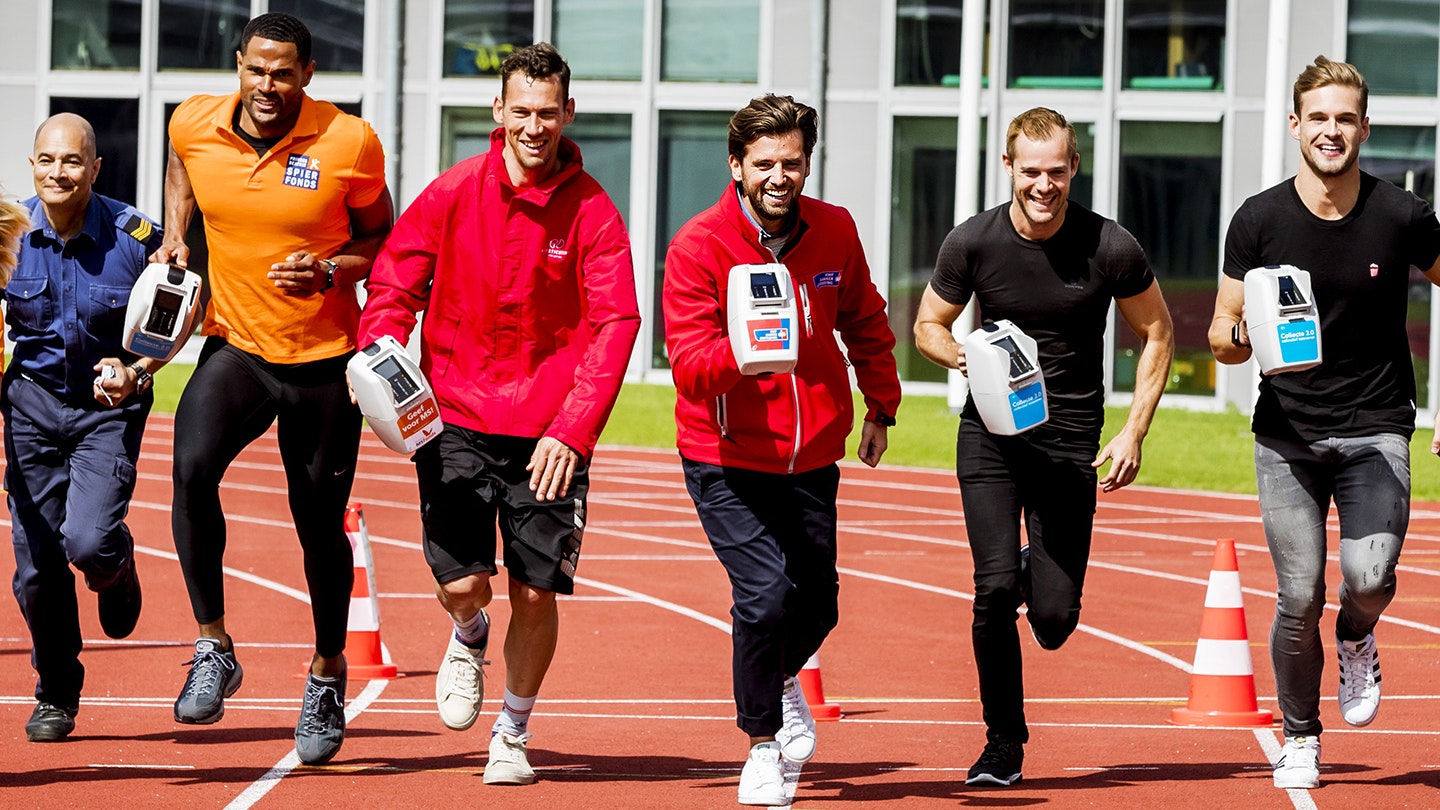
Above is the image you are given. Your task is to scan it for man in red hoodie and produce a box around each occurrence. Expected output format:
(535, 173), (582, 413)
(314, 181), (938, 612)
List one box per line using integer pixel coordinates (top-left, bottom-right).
(357, 43), (639, 786)
(663, 94), (901, 807)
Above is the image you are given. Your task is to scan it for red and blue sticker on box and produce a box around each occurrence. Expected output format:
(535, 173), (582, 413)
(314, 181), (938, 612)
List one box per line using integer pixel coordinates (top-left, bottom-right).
(748, 317), (792, 351)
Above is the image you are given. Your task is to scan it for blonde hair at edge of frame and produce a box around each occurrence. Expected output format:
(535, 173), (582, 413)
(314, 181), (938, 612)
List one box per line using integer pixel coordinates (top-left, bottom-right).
(1005, 107), (1079, 164)
(1292, 54), (1369, 118)
(0, 194), (27, 287)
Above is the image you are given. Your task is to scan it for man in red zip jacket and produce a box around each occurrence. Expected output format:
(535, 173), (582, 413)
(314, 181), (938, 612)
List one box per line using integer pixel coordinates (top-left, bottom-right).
(357, 43), (639, 786)
(663, 94), (901, 807)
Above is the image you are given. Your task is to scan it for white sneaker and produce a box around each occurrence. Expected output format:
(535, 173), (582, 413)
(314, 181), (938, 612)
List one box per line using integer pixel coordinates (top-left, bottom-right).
(435, 634), (488, 731)
(738, 743), (788, 806)
(484, 731), (536, 785)
(1337, 633), (1381, 726)
(1273, 735), (1320, 789)
(776, 677), (816, 764)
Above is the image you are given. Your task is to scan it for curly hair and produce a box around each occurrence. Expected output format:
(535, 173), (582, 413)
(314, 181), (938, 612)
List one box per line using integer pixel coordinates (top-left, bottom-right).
(500, 43), (571, 102)
(0, 196), (27, 287)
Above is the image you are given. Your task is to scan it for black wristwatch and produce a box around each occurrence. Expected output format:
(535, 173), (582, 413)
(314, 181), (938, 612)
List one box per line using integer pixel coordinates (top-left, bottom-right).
(874, 413), (897, 427)
(320, 259), (339, 292)
(128, 362), (153, 392)
(1230, 322), (1249, 348)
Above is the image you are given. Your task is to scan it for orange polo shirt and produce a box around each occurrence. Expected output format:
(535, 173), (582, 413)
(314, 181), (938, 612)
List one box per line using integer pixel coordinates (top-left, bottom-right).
(168, 92), (386, 363)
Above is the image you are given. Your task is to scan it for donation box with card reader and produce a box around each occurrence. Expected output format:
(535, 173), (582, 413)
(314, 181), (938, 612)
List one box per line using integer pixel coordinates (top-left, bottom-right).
(123, 263), (202, 362)
(1244, 265), (1322, 375)
(966, 320), (1048, 435)
(347, 335), (443, 454)
(727, 263), (799, 375)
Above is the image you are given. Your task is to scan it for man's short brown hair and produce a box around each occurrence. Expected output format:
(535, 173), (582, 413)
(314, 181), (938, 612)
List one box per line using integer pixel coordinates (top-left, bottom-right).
(728, 95), (818, 163)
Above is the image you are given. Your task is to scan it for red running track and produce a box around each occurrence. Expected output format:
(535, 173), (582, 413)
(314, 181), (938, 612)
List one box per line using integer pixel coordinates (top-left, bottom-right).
(2, 413), (1438, 808)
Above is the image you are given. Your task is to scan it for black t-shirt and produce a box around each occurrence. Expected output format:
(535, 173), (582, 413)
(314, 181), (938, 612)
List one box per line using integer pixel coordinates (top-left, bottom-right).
(1224, 173), (1440, 441)
(930, 201), (1156, 437)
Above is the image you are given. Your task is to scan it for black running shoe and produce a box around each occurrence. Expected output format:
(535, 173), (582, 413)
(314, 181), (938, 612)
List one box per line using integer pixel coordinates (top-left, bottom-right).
(966, 738), (1024, 786)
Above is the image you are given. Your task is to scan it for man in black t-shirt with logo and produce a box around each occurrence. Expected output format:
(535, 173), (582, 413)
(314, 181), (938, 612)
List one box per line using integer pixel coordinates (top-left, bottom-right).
(1210, 56), (1440, 792)
(914, 107), (1174, 787)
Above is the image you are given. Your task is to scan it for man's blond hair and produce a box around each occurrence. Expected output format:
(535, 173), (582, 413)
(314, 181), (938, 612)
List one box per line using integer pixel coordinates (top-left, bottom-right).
(1293, 55), (1368, 118)
(1005, 107), (1078, 163)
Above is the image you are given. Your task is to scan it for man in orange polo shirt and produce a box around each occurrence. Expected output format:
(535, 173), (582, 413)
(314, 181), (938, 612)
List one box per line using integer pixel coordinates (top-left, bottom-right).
(149, 12), (392, 766)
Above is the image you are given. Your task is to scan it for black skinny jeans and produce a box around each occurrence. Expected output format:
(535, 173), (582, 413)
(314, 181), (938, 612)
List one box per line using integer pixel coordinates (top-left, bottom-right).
(171, 338), (361, 657)
(957, 417), (1098, 745)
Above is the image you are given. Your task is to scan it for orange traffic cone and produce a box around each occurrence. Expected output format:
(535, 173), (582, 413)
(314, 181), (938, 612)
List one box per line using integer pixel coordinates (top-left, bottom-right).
(1170, 538), (1274, 726)
(302, 503), (399, 679)
(798, 653), (841, 721)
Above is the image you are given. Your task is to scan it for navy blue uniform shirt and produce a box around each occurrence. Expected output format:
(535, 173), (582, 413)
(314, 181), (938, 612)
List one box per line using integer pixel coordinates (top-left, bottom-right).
(4, 193), (163, 402)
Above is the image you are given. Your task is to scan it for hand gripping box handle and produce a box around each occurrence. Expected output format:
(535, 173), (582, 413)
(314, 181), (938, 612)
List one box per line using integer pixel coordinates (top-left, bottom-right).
(123, 262), (202, 362)
(348, 335), (444, 454)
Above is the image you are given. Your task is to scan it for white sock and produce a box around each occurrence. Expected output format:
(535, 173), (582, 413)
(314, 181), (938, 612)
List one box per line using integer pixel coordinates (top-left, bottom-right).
(453, 609), (489, 649)
(492, 688), (537, 737)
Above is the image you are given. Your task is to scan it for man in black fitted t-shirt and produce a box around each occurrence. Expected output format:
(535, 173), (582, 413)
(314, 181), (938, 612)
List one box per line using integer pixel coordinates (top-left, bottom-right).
(914, 107), (1174, 787)
(1209, 56), (1440, 792)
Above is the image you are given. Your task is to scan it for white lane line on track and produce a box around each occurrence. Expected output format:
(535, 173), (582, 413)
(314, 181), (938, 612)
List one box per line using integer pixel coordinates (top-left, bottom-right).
(225, 678), (388, 810)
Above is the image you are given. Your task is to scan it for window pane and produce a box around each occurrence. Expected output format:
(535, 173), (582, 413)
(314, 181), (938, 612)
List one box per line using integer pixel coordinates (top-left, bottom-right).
(1348, 0), (1440, 96)
(1008, 0), (1105, 89)
(896, 0), (964, 87)
(1116, 120), (1222, 396)
(653, 111), (732, 369)
(52, 0), (141, 70)
(1122, 0), (1226, 90)
(1360, 125), (1436, 406)
(890, 117), (958, 383)
(443, 0), (532, 78)
(567, 113), (633, 224)
(661, 0), (759, 82)
(158, 0), (248, 71)
(440, 107), (493, 169)
(51, 98), (140, 205)
(271, 0), (365, 74)
(554, 0), (643, 81)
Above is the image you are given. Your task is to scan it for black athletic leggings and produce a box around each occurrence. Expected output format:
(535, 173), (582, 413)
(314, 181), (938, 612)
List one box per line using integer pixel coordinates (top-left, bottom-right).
(171, 338), (361, 657)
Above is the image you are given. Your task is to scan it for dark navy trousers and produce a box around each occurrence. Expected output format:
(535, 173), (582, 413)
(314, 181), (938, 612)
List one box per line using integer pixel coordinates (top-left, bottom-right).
(682, 458), (840, 738)
(3, 372), (150, 710)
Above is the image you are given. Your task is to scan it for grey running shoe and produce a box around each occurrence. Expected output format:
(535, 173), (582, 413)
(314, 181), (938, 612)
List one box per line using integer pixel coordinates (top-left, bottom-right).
(174, 638), (243, 724)
(25, 702), (77, 742)
(295, 668), (347, 765)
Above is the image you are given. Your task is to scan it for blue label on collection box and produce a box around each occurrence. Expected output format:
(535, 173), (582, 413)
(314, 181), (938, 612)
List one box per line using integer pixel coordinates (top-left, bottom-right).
(1008, 382), (1047, 431)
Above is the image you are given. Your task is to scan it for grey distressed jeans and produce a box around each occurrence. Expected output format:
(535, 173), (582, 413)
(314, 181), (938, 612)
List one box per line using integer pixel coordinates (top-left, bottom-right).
(1254, 432), (1409, 737)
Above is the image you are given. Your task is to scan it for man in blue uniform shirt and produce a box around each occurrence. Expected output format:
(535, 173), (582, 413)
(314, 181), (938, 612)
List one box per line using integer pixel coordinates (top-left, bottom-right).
(3, 112), (168, 742)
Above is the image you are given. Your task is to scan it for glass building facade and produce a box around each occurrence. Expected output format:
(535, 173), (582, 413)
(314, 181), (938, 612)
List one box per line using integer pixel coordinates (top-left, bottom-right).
(4, 0), (1439, 416)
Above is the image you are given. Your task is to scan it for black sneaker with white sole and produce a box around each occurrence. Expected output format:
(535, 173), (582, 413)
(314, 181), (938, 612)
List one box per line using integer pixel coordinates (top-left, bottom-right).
(966, 738), (1024, 786)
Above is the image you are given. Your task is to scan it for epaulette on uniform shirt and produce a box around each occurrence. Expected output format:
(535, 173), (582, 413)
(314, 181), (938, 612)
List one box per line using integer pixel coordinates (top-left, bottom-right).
(115, 207), (164, 253)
